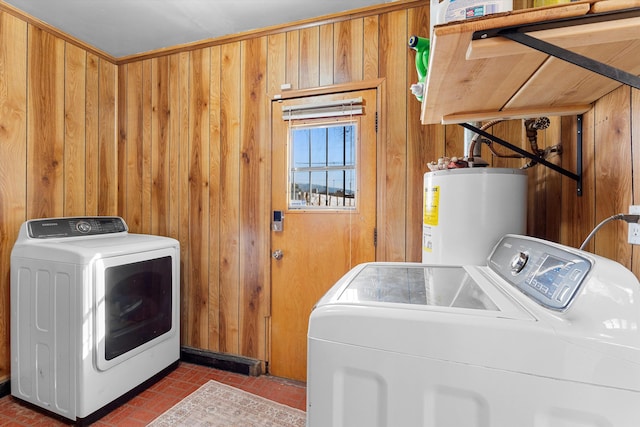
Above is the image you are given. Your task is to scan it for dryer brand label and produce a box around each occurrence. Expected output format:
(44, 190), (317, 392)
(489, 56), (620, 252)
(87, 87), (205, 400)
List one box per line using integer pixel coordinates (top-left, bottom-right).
(423, 185), (439, 226)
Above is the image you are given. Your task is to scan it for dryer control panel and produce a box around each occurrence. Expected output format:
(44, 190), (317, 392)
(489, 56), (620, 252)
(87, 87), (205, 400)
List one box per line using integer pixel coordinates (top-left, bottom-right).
(27, 216), (128, 238)
(489, 235), (592, 310)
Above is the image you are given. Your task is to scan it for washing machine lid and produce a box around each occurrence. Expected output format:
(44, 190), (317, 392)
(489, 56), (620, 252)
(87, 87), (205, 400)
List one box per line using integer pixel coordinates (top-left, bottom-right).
(337, 263), (496, 309)
(309, 262), (538, 370)
(317, 262), (533, 321)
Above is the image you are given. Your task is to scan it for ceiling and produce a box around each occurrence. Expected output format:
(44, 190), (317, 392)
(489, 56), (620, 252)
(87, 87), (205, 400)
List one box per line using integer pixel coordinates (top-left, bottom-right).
(3, 0), (400, 58)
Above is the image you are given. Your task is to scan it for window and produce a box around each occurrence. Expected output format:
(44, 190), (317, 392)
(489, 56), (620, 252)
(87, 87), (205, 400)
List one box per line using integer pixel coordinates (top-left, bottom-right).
(288, 121), (357, 209)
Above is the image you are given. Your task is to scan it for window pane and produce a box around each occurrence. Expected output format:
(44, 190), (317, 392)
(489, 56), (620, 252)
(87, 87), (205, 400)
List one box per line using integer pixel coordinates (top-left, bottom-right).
(327, 126), (355, 166)
(310, 128), (327, 168)
(309, 170), (327, 206)
(292, 129), (310, 168)
(327, 169), (356, 207)
(289, 122), (357, 210)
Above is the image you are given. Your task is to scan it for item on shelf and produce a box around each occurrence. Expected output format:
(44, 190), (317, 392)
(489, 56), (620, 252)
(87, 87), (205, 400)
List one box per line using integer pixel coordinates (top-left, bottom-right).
(429, 0), (513, 35)
(427, 156), (470, 171)
(408, 35), (430, 102)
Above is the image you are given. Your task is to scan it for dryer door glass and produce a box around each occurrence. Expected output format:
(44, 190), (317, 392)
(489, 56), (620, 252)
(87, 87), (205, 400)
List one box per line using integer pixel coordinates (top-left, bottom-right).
(104, 256), (173, 360)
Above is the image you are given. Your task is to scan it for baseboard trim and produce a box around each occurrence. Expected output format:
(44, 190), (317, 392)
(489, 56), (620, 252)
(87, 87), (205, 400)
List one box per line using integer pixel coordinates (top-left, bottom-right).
(0, 379), (9, 398)
(180, 346), (262, 377)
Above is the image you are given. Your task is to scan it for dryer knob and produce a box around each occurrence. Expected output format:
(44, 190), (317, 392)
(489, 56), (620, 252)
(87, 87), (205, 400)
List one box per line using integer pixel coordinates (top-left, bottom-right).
(76, 221), (92, 233)
(510, 251), (528, 274)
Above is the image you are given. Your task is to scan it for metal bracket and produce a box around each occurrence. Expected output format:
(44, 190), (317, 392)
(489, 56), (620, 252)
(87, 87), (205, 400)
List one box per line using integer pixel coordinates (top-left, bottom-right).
(459, 115), (583, 195)
(472, 8), (640, 89)
(467, 9), (640, 195)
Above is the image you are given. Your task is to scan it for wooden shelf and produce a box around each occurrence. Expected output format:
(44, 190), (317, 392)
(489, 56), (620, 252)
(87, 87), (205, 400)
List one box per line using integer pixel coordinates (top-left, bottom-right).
(420, 0), (640, 124)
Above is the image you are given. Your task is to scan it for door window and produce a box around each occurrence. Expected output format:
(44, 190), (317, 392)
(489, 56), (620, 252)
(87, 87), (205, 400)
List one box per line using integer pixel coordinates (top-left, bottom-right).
(288, 121), (357, 209)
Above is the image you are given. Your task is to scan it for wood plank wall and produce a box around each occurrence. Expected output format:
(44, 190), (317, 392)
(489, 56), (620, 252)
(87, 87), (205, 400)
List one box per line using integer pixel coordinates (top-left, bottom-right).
(1, 1), (639, 383)
(0, 12), (118, 382)
(116, 4), (433, 361)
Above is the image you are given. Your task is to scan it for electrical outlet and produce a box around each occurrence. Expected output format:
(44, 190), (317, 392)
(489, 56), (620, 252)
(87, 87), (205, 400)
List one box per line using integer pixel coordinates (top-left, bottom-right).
(629, 205), (640, 245)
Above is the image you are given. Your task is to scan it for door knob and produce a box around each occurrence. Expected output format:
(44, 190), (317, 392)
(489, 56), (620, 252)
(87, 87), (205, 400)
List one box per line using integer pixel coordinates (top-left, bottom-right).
(272, 249), (283, 260)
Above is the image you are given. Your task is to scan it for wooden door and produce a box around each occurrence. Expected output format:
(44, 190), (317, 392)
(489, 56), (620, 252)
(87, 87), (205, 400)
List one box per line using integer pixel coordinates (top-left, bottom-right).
(270, 89), (377, 381)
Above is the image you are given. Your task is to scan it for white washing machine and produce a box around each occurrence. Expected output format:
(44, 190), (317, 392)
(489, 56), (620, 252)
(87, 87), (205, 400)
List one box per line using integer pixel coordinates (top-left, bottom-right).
(11, 217), (180, 423)
(307, 234), (640, 427)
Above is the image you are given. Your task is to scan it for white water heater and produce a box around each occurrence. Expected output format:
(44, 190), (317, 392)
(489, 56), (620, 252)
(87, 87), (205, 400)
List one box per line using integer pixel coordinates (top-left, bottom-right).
(423, 168), (527, 265)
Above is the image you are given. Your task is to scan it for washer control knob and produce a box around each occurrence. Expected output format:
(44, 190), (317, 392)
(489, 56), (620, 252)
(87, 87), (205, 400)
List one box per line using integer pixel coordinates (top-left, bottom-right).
(76, 221), (92, 233)
(510, 251), (528, 274)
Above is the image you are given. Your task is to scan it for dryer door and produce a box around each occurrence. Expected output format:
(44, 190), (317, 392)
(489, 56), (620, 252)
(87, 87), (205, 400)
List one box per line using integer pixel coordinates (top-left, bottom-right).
(94, 247), (178, 371)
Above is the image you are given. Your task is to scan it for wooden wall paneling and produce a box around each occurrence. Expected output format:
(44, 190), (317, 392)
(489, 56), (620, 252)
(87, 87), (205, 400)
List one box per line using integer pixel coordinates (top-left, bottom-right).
(151, 56), (170, 236)
(632, 88), (640, 276)
(0, 12), (27, 382)
(560, 113), (595, 250)
(27, 26), (65, 219)
(64, 44), (87, 216)
(175, 52), (192, 345)
(117, 63), (128, 219)
(524, 119), (549, 238)
(167, 54), (181, 240)
(299, 27), (320, 89)
(85, 53), (99, 216)
(593, 86), (633, 268)
(285, 31), (300, 90)
(141, 59), (153, 234)
(488, 120), (525, 169)
(0, 21), (120, 380)
(406, 5), (430, 262)
(208, 46), (222, 351)
(363, 16), (379, 82)
(319, 24), (334, 87)
(525, 156), (541, 236)
(334, 18), (364, 84)
(124, 61), (144, 229)
(542, 118), (563, 243)
(431, 124), (446, 162)
(379, 9), (408, 261)
(580, 108), (597, 252)
(444, 124), (464, 158)
(187, 48), (211, 349)
(97, 58), (118, 216)
(219, 42), (242, 353)
(517, 120), (541, 237)
(264, 31), (284, 361)
(267, 33), (286, 96)
(239, 36), (269, 359)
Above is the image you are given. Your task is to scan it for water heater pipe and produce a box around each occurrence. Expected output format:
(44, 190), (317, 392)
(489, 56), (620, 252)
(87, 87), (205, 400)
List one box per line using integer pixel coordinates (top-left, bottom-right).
(464, 122), (481, 159)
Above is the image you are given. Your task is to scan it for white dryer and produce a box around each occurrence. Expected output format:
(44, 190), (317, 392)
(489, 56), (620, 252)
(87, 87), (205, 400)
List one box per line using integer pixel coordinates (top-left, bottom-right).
(307, 234), (640, 427)
(11, 217), (180, 424)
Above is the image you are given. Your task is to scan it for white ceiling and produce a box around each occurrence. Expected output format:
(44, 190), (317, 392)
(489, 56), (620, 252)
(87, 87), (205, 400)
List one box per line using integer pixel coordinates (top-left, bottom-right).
(3, 0), (399, 58)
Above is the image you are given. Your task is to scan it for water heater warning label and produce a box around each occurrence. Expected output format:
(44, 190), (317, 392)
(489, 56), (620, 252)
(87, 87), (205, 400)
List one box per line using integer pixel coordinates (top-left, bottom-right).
(423, 186), (439, 226)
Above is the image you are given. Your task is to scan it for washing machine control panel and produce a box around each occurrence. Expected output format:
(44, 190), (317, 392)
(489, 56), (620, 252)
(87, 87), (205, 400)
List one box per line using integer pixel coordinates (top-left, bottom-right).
(489, 235), (592, 310)
(27, 216), (128, 238)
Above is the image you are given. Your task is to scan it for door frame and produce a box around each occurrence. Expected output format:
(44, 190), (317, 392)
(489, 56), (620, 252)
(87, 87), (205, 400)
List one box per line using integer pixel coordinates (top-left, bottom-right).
(266, 78), (387, 367)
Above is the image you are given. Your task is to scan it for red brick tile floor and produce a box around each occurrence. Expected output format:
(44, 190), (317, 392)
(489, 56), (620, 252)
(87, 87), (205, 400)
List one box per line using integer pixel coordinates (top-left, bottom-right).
(0, 362), (307, 426)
